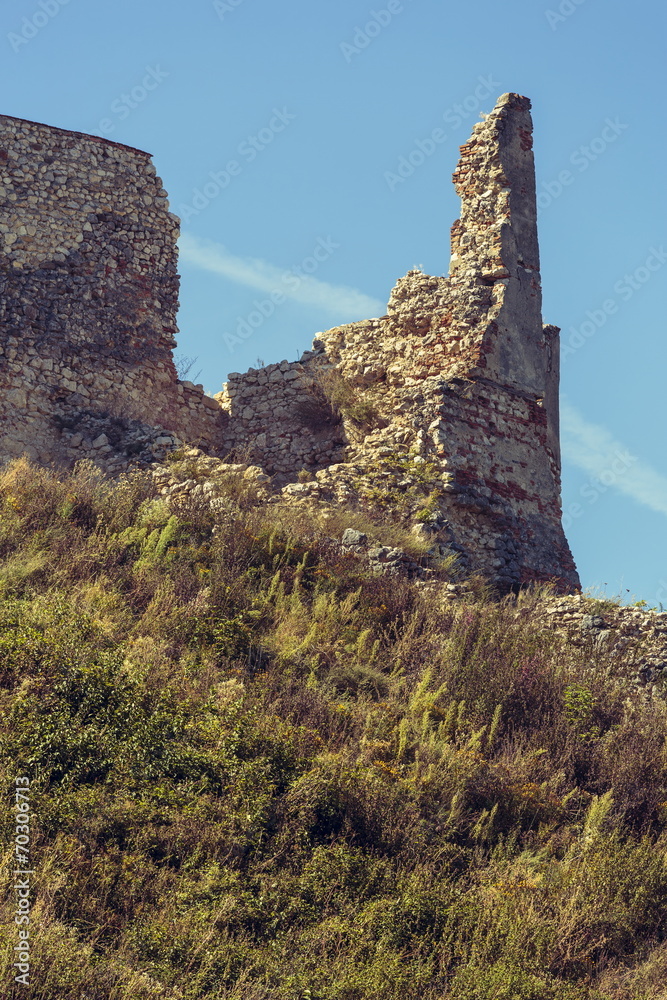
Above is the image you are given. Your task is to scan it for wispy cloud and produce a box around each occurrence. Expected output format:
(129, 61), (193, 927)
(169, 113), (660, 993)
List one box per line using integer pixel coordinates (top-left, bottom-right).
(178, 232), (385, 320)
(561, 400), (667, 517)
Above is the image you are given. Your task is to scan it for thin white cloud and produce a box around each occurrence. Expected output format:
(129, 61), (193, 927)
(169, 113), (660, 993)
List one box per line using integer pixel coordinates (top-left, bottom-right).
(178, 232), (385, 320)
(561, 400), (667, 517)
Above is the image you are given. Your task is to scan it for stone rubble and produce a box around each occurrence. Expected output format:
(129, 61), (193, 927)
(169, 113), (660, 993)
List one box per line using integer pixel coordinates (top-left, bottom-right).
(531, 595), (667, 693)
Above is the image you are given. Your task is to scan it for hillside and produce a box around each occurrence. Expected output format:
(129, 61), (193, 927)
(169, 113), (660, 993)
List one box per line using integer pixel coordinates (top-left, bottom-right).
(2, 456), (667, 999)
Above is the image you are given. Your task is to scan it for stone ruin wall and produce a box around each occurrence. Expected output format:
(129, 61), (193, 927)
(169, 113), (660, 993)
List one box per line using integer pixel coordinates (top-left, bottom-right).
(0, 96), (580, 592)
(213, 94), (578, 590)
(0, 114), (223, 469)
(215, 354), (346, 480)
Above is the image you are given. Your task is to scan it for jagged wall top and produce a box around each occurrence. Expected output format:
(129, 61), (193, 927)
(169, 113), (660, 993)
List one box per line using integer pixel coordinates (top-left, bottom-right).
(451, 93), (539, 280)
(0, 98), (579, 590)
(449, 93), (549, 401)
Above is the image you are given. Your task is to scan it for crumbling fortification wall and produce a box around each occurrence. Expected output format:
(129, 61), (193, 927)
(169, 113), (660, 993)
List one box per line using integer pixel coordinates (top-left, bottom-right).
(215, 355), (346, 479)
(0, 95), (579, 591)
(216, 93), (578, 590)
(0, 114), (224, 469)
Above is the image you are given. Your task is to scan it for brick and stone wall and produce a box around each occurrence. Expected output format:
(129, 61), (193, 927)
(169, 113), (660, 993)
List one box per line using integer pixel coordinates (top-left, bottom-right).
(0, 95), (579, 591)
(0, 114), (224, 468)
(215, 94), (578, 590)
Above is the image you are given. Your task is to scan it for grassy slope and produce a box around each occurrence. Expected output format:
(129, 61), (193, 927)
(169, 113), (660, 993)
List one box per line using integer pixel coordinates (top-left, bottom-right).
(0, 458), (667, 999)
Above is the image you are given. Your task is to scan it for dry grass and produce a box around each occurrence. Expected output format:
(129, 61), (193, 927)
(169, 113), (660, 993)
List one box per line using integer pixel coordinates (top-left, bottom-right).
(0, 458), (666, 998)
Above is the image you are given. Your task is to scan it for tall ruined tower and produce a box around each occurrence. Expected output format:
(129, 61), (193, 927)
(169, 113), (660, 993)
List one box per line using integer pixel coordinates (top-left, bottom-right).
(448, 91), (560, 462)
(217, 95), (578, 591)
(223, 92), (577, 591)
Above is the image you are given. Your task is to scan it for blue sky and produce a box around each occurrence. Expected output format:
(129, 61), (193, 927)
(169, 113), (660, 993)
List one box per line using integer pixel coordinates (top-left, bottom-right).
(2, 0), (666, 603)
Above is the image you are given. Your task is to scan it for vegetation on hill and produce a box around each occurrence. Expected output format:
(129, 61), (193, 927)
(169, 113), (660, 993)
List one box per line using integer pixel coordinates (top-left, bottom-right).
(1, 457), (667, 999)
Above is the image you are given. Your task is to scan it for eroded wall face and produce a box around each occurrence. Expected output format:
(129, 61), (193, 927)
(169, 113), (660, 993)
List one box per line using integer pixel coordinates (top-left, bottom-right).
(0, 97), (579, 591)
(216, 358), (347, 482)
(214, 94), (578, 590)
(432, 381), (575, 588)
(0, 115), (224, 465)
(295, 271), (577, 590)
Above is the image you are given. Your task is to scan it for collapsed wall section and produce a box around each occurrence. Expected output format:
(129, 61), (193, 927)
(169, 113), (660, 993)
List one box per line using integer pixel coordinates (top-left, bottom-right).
(0, 115), (224, 466)
(215, 355), (347, 481)
(302, 275), (577, 589)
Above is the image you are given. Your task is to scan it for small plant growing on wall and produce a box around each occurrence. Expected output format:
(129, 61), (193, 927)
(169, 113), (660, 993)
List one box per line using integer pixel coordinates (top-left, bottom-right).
(174, 353), (203, 383)
(296, 367), (385, 434)
(293, 388), (343, 434)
